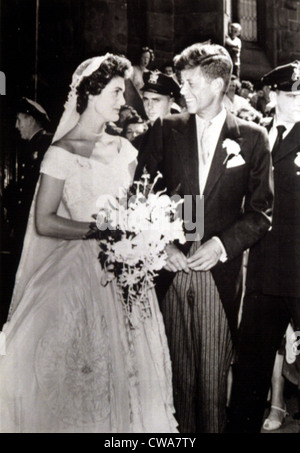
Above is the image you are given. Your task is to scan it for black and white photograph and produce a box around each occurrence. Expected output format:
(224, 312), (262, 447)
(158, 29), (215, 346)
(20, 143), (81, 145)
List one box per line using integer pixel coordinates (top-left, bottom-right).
(0, 0), (300, 435)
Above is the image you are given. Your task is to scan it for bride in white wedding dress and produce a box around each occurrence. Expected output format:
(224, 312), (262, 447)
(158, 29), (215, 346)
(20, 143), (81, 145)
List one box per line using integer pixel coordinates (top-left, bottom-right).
(0, 54), (178, 433)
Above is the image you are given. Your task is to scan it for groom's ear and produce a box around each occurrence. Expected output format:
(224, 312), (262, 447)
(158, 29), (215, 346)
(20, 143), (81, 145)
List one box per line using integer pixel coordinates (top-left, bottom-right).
(212, 77), (225, 94)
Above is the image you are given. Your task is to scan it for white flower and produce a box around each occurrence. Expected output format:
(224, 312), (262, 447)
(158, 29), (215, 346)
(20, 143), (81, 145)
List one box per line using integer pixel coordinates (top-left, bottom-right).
(147, 252), (168, 272)
(108, 205), (128, 230)
(146, 193), (158, 207)
(112, 238), (135, 261)
(169, 218), (186, 244)
(161, 218), (186, 245)
(130, 231), (164, 261)
(294, 152), (300, 168)
(127, 206), (151, 232)
(130, 232), (149, 255)
(150, 206), (169, 227)
(96, 194), (119, 210)
(93, 170), (186, 307)
(223, 138), (241, 157)
(118, 270), (141, 287)
(96, 209), (108, 229)
(146, 230), (165, 248)
(156, 195), (172, 209)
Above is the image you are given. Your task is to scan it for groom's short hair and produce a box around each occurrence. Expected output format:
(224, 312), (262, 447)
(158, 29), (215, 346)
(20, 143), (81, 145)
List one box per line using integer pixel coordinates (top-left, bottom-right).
(174, 42), (233, 93)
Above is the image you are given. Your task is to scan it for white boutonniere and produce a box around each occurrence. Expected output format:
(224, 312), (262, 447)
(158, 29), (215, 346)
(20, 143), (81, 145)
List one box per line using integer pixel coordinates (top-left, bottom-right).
(294, 152), (300, 168)
(222, 139), (245, 167)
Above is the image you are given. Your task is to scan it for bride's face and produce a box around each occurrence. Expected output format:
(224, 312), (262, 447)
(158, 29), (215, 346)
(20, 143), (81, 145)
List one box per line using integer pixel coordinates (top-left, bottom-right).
(92, 76), (126, 123)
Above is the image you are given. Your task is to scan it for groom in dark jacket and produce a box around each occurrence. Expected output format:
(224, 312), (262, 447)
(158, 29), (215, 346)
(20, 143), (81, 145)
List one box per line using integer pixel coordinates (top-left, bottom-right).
(135, 42), (273, 433)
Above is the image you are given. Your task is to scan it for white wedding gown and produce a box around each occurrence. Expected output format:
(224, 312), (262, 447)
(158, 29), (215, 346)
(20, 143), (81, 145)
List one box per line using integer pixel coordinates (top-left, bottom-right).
(0, 137), (178, 433)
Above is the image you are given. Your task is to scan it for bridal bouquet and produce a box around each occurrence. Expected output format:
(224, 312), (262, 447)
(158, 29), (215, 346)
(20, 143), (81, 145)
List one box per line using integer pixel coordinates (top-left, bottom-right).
(94, 171), (186, 324)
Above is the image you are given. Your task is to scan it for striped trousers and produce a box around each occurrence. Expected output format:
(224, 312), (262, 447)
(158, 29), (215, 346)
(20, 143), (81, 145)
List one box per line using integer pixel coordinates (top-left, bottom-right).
(160, 241), (233, 433)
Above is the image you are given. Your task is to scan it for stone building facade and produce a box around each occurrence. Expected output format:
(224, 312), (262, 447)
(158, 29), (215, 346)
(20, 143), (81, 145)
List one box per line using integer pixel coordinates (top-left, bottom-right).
(264, 0), (300, 67)
(142, 0), (300, 79)
(2, 0), (299, 106)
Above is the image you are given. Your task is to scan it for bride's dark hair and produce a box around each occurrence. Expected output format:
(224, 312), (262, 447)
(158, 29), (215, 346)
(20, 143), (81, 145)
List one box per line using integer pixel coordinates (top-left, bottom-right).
(76, 55), (131, 114)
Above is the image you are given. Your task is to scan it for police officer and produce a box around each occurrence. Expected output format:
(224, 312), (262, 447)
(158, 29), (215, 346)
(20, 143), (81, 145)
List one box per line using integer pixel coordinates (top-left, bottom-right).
(229, 61), (300, 432)
(133, 70), (181, 169)
(5, 98), (53, 264)
(141, 70), (181, 124)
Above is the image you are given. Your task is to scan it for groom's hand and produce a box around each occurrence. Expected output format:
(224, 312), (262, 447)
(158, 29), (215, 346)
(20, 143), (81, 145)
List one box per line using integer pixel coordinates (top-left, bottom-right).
(187, 238), (223, 271)
(164, 243), (190, 273)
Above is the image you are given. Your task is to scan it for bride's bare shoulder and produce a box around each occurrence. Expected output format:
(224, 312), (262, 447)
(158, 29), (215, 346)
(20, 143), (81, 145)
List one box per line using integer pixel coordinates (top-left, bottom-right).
(50, 141), (74, 154)
(52, 132), (93, 157)
(51, 130), (78, 154)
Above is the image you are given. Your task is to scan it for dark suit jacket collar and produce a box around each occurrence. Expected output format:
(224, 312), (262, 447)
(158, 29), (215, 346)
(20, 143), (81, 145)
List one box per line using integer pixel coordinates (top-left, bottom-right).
(171, 114), (199, 196)
(222, 111), (241, 140)
(204, 112), (241, 199)
(171, 112), (242, 199)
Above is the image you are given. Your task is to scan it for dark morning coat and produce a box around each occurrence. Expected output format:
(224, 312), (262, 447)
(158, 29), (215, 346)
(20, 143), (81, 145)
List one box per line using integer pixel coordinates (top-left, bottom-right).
(134, 111), (273, 337)
(247, 121), (300, 298)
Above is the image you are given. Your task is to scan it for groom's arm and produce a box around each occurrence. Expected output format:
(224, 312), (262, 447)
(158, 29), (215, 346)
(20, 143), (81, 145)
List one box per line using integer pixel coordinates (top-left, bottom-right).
(218, 126), (273, 261)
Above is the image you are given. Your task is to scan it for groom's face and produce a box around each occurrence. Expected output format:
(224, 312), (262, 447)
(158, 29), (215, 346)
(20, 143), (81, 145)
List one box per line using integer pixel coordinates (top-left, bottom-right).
(180, 66), (216, 115)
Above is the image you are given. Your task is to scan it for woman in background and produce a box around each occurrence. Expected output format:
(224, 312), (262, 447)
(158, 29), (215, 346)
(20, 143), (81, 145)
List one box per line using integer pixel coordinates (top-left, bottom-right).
(130, 47), (155, 97)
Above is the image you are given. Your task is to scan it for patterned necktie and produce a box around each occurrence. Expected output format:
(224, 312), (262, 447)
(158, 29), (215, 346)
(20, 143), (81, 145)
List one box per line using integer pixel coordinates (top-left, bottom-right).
(272, 125), (286, 161)
(199, 120), (211, 166)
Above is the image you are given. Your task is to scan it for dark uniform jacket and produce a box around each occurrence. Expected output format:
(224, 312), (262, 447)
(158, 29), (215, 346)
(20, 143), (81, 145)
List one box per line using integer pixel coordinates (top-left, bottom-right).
(247, 121), (300, 297)
(4, 129), (53, 247)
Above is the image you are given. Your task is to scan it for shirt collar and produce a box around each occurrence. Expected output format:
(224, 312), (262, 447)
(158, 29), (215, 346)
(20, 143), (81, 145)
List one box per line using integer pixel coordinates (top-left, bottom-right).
(195, 107), (227, 130)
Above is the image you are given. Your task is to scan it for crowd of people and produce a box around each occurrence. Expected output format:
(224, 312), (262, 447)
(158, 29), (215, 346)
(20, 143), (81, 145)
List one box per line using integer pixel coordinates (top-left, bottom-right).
(0, 24), (300, 434)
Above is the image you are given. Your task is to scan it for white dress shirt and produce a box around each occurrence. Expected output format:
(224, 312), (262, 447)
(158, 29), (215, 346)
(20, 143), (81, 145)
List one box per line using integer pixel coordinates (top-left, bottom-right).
(196, 108), (227, 195)
(195, 108), (227, 261)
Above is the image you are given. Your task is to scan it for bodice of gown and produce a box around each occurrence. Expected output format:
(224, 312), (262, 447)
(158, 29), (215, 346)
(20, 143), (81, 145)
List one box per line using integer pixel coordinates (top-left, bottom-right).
(40, 136), (137, 222)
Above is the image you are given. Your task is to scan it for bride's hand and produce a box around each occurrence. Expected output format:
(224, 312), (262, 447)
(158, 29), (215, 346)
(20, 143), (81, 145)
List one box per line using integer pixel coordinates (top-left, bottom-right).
(82, 221), (98, 239)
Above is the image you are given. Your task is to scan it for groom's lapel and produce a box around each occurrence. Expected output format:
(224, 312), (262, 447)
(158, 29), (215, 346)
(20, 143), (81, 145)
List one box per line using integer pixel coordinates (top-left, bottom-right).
(203, 112), (241, 200)
(172, 114), (200, 196)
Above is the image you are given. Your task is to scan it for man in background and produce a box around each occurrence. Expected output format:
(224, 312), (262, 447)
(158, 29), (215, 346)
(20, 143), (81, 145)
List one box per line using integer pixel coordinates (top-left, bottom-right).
(225, 23), (242, 78)
(141, 70), (181, 124)
(133, 70), (181, 176)
(229, 61), (300, 433)
(4, 97), (52, 269)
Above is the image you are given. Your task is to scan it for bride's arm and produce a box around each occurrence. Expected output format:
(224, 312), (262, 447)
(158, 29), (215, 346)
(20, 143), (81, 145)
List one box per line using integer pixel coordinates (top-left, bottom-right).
(35, 173), (90, 239)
